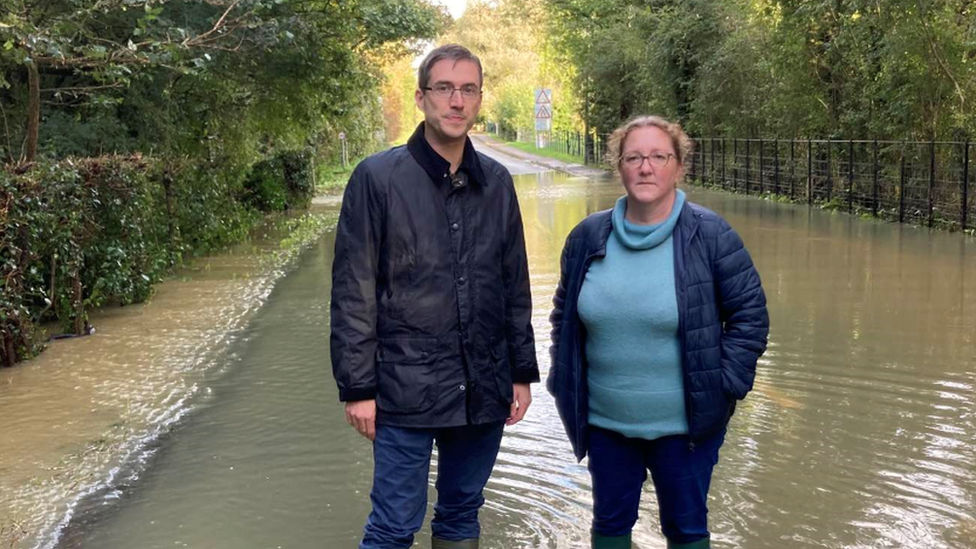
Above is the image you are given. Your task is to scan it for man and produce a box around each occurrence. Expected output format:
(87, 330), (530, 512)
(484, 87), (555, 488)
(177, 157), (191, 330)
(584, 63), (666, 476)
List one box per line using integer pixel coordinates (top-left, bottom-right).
(330, 44), (539, 549)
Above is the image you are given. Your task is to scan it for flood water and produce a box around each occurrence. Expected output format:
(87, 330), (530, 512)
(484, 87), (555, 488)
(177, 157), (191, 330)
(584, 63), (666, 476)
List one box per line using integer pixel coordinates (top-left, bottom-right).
(3, 147), (976, 549)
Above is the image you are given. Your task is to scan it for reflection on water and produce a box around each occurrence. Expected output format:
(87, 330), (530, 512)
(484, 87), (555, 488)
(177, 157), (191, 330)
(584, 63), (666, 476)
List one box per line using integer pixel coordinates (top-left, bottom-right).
(0, 212), (335, 549)
(2, 169), (975, 549)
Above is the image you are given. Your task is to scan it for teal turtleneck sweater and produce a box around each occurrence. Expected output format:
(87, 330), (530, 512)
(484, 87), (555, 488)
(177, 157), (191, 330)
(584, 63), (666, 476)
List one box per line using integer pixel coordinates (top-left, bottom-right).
(578, 189), (689, 440)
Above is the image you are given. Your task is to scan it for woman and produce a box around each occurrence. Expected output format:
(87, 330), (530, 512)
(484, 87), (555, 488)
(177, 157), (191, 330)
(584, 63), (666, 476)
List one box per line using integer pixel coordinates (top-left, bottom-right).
(547, 115), (769, 549)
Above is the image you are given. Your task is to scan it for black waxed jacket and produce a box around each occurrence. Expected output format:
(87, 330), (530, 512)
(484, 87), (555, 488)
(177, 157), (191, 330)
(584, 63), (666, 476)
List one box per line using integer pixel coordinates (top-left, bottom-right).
(330, 123), (539, 428)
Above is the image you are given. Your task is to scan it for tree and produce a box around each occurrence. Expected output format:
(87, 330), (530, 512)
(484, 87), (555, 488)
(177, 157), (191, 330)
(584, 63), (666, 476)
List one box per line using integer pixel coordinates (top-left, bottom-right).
(442, 0), (580, 138)
(0, 0), (448, 164)
(545, 0), (975, 139)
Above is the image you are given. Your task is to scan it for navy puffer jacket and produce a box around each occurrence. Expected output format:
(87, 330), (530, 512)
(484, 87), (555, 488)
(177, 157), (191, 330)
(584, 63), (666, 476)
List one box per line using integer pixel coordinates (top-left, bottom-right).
(547, 199), (769, 461)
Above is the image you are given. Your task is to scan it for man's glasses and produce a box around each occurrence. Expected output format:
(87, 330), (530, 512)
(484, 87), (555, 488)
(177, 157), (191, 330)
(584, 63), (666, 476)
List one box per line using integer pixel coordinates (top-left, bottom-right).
(422, 83), (483, 100)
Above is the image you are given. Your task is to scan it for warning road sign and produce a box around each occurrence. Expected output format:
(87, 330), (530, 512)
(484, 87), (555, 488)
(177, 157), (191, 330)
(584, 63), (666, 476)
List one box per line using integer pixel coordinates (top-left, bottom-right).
(534, 104), (552, 119)
(534, 88), (552, 105)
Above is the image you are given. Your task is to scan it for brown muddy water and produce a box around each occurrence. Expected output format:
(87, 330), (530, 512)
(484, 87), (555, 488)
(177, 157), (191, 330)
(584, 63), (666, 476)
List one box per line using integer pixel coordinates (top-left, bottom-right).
(0, 210), (337, 549)
(2, 152), (975, 549)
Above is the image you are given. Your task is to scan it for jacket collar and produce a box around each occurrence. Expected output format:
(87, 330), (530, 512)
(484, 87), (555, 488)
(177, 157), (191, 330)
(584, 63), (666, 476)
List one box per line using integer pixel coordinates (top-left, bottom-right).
(592, 195), (700, 255)
(406, 122), (488, 187)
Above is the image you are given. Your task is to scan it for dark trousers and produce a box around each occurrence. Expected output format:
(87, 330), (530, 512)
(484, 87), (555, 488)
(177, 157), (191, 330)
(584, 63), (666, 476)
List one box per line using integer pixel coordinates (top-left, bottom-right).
(588, 426), (726, 544)
(359, 421), (505, 549)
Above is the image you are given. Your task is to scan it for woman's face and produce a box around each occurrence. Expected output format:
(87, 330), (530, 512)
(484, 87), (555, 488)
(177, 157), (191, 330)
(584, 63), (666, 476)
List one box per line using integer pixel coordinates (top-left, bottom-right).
(618, 126), (684, 206)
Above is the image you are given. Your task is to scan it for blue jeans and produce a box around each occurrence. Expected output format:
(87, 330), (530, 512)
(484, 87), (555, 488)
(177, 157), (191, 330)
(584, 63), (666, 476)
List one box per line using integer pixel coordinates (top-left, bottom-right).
(359, 422), (505, 549)
(588, 426), (726, 544)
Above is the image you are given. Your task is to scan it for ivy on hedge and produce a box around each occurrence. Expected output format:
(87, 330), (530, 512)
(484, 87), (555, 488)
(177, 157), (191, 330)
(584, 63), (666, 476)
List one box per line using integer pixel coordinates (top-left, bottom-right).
(0, 150), (314, 367)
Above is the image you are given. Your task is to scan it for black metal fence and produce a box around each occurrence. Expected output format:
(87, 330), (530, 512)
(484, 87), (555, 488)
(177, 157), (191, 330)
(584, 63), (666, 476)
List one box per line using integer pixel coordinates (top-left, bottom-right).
(528, 129), (975, 231)
(687, 138), (975, 231)
(547, 130), (586, 159)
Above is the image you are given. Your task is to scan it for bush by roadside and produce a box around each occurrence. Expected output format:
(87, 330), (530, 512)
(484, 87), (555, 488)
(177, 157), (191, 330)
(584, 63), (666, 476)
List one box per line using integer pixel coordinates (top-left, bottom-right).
(0, 150), (315, 368)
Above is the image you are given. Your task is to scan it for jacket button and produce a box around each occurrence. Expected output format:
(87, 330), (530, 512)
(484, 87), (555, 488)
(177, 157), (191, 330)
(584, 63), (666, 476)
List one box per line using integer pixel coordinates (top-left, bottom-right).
(459, 384), (466, 391)
(457, 276), (466, 285)
(451, 222), (459, 231)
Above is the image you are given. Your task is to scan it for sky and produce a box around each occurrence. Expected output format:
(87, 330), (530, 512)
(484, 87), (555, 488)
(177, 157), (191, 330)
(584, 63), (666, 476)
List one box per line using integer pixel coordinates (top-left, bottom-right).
(432, 0), (468, 19)
(413, 0), (468, 66)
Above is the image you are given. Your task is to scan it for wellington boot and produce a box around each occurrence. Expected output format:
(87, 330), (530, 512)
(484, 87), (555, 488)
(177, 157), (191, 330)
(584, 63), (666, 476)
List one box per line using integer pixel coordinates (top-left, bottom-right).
(592, 531), (632, 549)
(431, 537), (479, 549)
(667, 537), (710, 549)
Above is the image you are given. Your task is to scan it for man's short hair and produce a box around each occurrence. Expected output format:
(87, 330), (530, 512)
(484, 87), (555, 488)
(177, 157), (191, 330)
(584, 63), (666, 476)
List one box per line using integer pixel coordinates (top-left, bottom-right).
(418, 44), (483, 89)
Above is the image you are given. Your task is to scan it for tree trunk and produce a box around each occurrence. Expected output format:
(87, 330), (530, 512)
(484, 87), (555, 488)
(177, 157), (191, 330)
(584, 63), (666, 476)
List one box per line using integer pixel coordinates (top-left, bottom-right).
(72, 273), (84, 336)
(25, 61), (40, 164)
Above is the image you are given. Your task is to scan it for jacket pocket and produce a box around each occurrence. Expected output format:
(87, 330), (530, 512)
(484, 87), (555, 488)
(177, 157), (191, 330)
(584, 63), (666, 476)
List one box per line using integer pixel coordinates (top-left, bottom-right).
(490, 336), (514, 405)
(375, 337), (438, 414)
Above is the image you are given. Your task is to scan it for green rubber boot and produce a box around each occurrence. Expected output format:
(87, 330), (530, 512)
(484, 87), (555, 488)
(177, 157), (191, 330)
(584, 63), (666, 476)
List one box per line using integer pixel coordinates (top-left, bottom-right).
(431, 537), (479, 549)
(667, 536), (710, 549)
(591, 531), (632, 549)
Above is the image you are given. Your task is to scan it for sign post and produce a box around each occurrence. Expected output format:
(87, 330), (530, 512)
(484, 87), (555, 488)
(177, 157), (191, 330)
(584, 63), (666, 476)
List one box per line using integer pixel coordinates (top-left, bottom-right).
(534, 88), (552, 149)
(339, 131), (348, 168)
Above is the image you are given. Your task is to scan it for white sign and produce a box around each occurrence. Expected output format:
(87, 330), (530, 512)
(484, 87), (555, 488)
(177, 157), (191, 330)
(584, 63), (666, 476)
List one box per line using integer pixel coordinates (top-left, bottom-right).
(534, 88), (553, 132)
(339, 132), (346, 140)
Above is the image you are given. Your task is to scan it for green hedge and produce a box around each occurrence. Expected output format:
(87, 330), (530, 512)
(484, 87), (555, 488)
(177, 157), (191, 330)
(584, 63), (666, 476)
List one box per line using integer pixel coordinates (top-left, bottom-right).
(242, 150), (316, 212)
(0, 149), (315, 367)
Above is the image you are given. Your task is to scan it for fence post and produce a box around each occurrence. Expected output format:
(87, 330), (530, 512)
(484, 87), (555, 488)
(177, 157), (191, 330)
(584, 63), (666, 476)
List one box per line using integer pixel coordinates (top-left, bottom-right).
(963, 141), (970, 230)
(929, 140), (936, 228)
(899, 143), (906, 223)
(774, 140), (780, 194)
(701, 138), (707, 185)
(826, 140), (833, 202)
(733, 139), (739, 192)
(807, 139), (813, 204)
(745, 139), (751, 195)
(790, 139), (795, 200)
(759, 138), (765, 194)
(711, 137), (716, 186)
(848, 139), (854, 213)
(722, 137), (729, 189)
(873, 140), (879, 217)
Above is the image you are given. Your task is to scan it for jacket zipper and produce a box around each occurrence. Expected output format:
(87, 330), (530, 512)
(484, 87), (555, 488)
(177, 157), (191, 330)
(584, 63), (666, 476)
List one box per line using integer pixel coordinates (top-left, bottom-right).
(675, 214), (701, 452)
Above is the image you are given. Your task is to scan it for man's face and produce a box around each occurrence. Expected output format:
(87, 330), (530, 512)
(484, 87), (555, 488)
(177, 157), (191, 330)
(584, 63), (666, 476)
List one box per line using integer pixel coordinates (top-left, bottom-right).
(415, 59), (482, 143)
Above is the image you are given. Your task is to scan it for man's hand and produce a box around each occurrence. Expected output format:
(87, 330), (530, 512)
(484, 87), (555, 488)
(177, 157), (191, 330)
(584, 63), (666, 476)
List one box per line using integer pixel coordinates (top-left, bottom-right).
(345, 399), (377, 441)
(506, 383), (532, 426)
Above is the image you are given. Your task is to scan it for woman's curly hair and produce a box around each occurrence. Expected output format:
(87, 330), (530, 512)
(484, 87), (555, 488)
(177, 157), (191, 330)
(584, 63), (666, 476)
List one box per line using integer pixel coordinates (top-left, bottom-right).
(605, 115), (694, 177)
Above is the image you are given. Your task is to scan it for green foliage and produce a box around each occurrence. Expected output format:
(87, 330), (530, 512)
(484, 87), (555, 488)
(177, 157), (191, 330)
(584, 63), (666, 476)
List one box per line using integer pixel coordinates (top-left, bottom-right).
(279, 149), (315, 209)
(244, 158), (290, 213)
(0, 0), (446, 367)
(505, 139), (584, 164)
(0, 154), (295, 366)
(443, 0), (580, 138)
(545, 0), (976, 140)
(0, 0), (447, 164)
(316, 157), (362, 195)
(243, 149), (315, 212)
